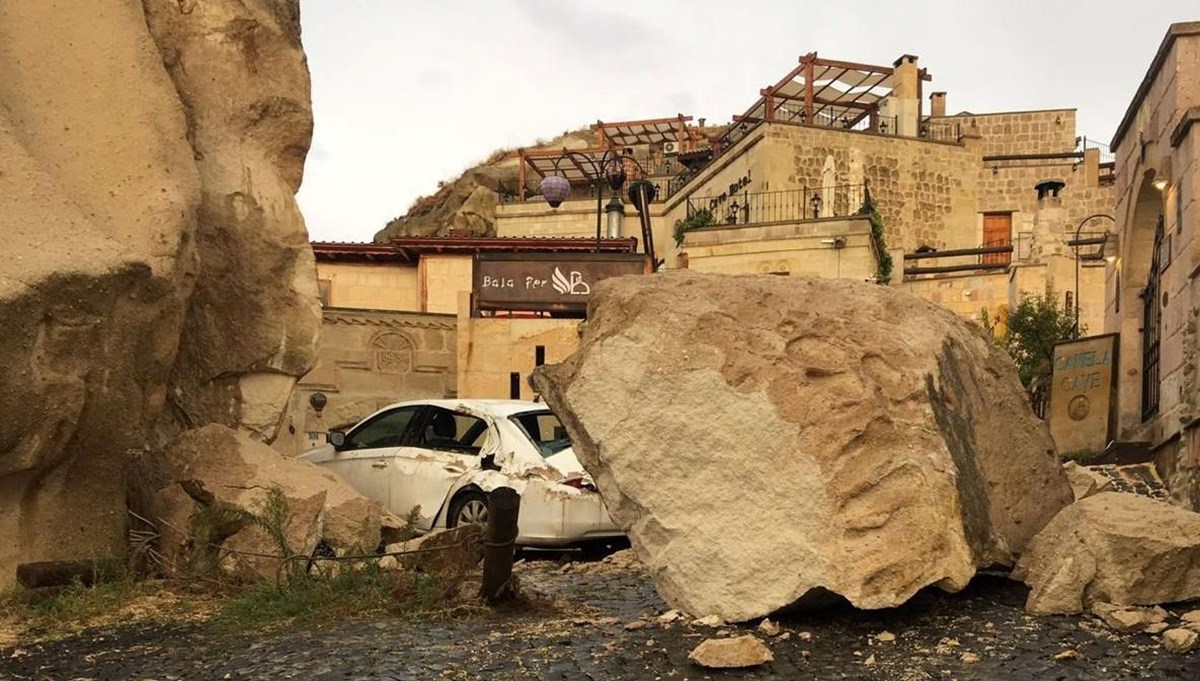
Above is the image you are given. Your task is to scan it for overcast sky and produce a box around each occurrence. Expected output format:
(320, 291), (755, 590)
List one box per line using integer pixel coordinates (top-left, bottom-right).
(296, 1), (1196, 243)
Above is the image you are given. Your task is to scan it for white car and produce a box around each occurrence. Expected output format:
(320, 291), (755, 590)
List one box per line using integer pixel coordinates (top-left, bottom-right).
(300, 399), (623, 548)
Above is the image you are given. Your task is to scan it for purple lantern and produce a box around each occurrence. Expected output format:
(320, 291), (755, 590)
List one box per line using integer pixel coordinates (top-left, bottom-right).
(540, 175), (570, 208)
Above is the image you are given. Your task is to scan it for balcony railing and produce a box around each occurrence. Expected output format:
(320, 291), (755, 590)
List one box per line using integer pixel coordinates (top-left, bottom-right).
(903, 243), (1015, 277)
(686, 183), (868, 226)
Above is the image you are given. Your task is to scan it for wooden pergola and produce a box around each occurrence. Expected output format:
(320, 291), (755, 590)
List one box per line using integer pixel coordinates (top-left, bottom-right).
(591, 115), (703, 151)
(515, 116), (705, 199)
(719, 52), (931, 149)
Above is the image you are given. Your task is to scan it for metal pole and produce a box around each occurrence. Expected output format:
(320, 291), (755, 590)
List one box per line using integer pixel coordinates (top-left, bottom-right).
(1072, 213), (1116, 339)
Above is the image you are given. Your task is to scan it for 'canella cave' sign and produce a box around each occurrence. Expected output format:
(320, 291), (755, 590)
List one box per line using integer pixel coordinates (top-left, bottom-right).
(472, 253), (647, 313)
(1047, 334), (1118, 457)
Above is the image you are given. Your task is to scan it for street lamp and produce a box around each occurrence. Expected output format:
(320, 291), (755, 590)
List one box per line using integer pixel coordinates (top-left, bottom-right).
(604, 195), (624, 238)
(810, 193), (822, 219)
(1072, 213), (1116, 338)
(538, 148), (659, 268)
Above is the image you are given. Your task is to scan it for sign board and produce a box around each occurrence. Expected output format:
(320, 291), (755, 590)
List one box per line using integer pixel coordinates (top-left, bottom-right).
(472, 253), (647, 313)
(1048, 333), (1118, 457)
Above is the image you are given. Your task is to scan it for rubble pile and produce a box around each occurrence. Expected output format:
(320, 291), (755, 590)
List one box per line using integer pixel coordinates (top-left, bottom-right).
(1015, 492), (1200, 615)
(534, 271), (1072, 622)
(144, 425), (396, 580)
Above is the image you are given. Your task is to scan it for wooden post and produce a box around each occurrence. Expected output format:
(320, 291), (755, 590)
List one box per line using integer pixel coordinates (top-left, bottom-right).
(479, 486), (521, 603)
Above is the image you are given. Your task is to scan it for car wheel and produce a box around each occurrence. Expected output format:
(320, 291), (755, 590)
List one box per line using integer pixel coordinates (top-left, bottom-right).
(448, 491), (489, 528)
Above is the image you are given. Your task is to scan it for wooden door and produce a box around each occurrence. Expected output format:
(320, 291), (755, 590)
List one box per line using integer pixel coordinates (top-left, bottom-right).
(982, 213), (1012, 265)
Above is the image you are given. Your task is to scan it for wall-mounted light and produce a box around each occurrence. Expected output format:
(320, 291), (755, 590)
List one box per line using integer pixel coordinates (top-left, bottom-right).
(820, 236), (846, 249)
(309, 392), (328, 413)
(1153, 178), (1169, 192)
(1102, 231), (1120, 263)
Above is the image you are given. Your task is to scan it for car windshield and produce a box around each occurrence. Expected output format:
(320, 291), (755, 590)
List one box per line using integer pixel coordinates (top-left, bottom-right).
(510, 410), (572, 458)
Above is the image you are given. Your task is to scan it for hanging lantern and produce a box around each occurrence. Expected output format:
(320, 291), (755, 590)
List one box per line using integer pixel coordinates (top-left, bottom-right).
(540, 175), (570, 208)
(604, 156), (627, 191)
(627, 179), (657, 212)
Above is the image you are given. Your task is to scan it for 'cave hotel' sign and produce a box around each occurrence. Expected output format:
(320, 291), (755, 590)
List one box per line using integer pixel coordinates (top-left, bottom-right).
(472, 253), (647, 313)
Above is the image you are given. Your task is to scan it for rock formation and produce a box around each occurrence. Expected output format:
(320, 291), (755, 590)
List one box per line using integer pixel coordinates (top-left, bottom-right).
(373, 129), (593, 241)
(145, 425), (390, 580)
(1014, 492), (1200, 614)
(533, 271), (1072, 622)
(0, 0), (319, 587)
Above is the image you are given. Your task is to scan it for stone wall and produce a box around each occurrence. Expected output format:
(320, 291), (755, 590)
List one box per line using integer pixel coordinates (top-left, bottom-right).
(935, 109), (1078, 157)
(275, 308), (457, 456)
(316, 261), (420, 311)
(1108, 23), (1200, 452)
(979, 162), (1116, 238)
(902, 271), (1011, 324)
(419, 254), (473, 314)
(769, 124), (982, 252)
(456, 293), (580, 400)
(683, 216), (879, 280)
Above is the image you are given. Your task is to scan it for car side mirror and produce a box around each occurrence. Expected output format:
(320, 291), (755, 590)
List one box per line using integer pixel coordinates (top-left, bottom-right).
(327, 431), (346, 449)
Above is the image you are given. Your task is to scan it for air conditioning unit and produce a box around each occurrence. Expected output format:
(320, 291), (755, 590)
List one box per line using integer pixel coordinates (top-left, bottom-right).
(662, 141), (680, 155)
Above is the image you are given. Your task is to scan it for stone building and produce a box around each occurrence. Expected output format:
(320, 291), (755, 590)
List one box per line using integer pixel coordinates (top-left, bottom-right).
(501, 52), (1117, 335)
(1105, 22), (1200, 509)
(289, 50), (1124, 456)
(276, 237), (634, 454)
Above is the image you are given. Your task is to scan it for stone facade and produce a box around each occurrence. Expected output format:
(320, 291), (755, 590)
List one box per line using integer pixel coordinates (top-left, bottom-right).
(941, 109), (1078, 157)
(683, 216), (879, 280)
(455, 292), (581, 401)
(316, 261), (420, 311)
(1105, 22), (1200, 509)
(275, 308), (457, 456)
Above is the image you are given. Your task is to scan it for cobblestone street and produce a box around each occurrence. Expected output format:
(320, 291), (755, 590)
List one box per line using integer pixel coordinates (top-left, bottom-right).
(2, 561), (1198, 680)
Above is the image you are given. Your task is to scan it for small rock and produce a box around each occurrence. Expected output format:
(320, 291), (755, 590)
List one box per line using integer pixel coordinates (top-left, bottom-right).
(875, 631), (897, 643)
(656, 609), (683, 624)
(797, 631), (813, 641)
(645, 638), (656, 647)
(1181, 610), (1200, 624)
(778, 631), (792, 641)
(594, 616), (620, 626)
(624, 620), (646, 631)
(864, 654), (876, 666)
(757, 618), (781, 637)
(935, 637), (960, 655)
(688, 635), (774, 669)
(1090, 603), (1167, 633)
(1053, 649), (1079, 660)
(1163, 628), (1200, 654)
(961, 652), (980, 664)
(572, 618), (591, 627)
(1145, 622), (1170, 635)
(692, 614), (724, 628)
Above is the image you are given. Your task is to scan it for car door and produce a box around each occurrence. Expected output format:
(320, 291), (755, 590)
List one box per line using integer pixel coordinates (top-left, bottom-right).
(324, 405), (423, 512)
(390, 406), (491, 531)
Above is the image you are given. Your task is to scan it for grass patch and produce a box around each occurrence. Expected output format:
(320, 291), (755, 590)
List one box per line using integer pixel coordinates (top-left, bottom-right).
(210, 561), (480, 632)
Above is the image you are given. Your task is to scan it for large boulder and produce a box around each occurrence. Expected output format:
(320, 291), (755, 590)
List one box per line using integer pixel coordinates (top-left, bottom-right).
(0, 0), (318, 588)
(1013, 492), (1200, 614)
(533, 272), (1071, 622)
(144, 424), (388, 580)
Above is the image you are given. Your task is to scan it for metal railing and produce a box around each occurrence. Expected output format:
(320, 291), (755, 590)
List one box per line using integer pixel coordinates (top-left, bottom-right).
(498, 178), (667, 205)
(919, 120), (962, 143)
(686, 183), (868, 226)
(1078, 135), (1117, 166)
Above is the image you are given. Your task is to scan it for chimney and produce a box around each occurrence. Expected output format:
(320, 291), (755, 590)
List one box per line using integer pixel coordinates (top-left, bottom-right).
(892, 55), (920, 97)
(889, 55), (920, 137)
(930, 91), (946, 118)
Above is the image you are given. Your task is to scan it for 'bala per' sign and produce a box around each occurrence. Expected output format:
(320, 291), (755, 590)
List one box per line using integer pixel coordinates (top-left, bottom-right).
(472, 253), (647, 312)
(1047, 334), (1118, 458)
